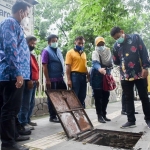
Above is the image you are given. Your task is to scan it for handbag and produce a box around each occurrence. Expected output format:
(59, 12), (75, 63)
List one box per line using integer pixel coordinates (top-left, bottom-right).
(99, 54), (116, 91)
(103, 74), (116, 91)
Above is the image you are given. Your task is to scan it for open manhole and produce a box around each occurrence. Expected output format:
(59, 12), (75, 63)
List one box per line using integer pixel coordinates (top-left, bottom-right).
(46, 90), (143, 150)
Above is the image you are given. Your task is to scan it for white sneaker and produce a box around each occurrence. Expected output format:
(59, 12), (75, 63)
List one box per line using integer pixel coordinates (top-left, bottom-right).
(24, 124), (34, 130)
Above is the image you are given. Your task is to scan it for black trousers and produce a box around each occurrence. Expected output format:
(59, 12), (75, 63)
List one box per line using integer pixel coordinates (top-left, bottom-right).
(121, 79), (150, 122)
(0, 81), (24, 146)
(93, 89), (110, 117)
(122, 92), (126, 112)
(47, 80), (67, 119)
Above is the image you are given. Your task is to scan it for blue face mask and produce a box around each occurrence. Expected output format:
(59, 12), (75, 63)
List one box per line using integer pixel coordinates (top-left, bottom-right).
(116, 35), (125, 44)
(75, 45), (84, 51)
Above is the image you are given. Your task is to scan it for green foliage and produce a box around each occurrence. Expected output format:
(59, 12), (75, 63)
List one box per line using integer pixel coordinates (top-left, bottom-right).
(34, 0), (150, 66)
(34, 29), (47, 55)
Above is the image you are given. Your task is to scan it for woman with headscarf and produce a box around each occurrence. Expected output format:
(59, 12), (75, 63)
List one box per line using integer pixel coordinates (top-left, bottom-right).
(90, 37), (113, 123)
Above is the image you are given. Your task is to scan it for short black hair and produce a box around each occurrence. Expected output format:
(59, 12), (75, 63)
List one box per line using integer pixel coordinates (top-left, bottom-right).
(26, 35), (37, 43)
(12, 1), (31, 14)
(75, 36), (85, 41)
(47, 34), (58, 43)
(110, 27), (122, 37)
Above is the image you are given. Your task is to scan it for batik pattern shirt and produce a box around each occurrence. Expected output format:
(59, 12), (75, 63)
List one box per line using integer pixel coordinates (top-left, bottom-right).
(113, 34), (150, 81)
(0, 17), (30, 81)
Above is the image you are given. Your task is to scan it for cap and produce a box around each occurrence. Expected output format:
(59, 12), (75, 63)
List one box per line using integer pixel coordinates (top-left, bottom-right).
(95, 37), (105, 46)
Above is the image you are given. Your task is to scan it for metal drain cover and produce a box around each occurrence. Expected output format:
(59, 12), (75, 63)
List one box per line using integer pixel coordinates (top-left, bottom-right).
(46, 90), (93, 138)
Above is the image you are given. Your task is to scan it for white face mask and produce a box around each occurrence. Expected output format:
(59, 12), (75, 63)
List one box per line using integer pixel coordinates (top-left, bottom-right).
(50, 42), (58, 48)
(97, 46), (105, 51)
(20, 17), (29, 27)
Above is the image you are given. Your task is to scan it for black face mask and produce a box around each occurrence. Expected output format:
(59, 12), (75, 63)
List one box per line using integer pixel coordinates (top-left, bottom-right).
(29, 46), (35, 51)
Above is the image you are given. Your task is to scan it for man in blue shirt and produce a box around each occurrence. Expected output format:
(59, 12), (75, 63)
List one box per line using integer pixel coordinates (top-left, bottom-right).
(0, 1), (31, 150)
(110, 26), (150, 129)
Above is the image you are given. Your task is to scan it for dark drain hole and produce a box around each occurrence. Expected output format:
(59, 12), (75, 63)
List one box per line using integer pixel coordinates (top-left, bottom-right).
(77, 129), (143, 149)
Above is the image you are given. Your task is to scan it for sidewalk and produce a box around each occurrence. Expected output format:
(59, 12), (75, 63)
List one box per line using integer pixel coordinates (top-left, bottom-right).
(21, 101), (150, 150)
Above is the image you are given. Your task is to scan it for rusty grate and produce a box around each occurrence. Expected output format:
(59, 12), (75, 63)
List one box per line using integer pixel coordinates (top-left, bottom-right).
(46, 90), (93, 138)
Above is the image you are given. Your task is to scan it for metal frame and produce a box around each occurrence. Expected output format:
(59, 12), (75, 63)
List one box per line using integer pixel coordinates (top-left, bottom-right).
(45, 89), (94, 139)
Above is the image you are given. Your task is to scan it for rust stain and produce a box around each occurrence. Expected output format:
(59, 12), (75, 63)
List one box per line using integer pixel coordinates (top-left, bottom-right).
(73, 110), (91, 131)
(59, 113), (80, 137)
(62, 91), (81, 108)
(49, 91), (69, 112)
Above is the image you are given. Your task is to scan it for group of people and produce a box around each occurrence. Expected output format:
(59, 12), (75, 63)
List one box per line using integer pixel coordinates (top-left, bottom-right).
(1, 1), (150, 150)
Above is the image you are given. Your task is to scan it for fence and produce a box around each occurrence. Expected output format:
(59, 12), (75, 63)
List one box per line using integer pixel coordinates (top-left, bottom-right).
(33, 55), (122, 116)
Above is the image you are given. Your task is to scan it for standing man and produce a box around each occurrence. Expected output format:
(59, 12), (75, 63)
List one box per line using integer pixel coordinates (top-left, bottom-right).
(110, 26), (150, 129)
(65, 36), (90, 108)
(18, 35), (39, 129)
(42, 34), (67, 123)
(0, 1), (31, 150)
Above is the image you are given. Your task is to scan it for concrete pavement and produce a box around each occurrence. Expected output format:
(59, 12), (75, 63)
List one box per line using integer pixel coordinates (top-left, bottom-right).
(20, 101), (150, 150)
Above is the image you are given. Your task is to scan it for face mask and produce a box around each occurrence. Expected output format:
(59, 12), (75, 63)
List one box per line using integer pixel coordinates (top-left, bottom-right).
(50, 42), (58, 48)
(20, 11), (29, 27)
(75, 45), (84, 51)
(29, 46), (35, 51)
(97, 46), (105, 51)
(116, 34), (125, 44)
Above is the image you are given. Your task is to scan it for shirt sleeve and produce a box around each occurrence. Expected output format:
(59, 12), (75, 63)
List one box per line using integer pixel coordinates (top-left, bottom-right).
(65, 51), (72, 65)
(2, 19), (21, 76)
(92, 60), (101, 70)
(112, 45), (120, 66)
(137, 35), (150, 69)
(41, 50), (49, 64)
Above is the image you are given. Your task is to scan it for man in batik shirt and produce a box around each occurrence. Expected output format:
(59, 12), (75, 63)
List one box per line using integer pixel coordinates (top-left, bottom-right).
(0, 1), (31, 150)
(110, 26), (150, 129)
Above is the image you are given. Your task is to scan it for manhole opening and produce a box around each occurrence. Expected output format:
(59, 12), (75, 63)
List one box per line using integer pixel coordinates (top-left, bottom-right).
(77, 129), (143, 150)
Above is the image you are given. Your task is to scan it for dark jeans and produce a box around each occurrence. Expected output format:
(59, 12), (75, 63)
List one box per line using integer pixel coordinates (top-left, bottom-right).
(71, 73), (87, 108)
(48, 80), (67, 119)
(0, 80), (24, 147)
(93, 89), (110, 117)
(18, 81), (35, 125)
(28, 82), (37, 123)
(121, 79), (150, 122)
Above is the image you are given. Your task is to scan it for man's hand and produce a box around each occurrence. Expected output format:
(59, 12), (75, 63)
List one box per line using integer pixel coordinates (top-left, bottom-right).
(46, 79), (51, 91)
(99, 68), (106, 75)
(67, 80), (72, 89)
(142, 69), (148, 78)
(16, 76), (24, 88)
(27, 80), (33, 89)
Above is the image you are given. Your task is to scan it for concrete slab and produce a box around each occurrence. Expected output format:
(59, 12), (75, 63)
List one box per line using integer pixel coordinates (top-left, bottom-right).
(17, 100), (150, 150)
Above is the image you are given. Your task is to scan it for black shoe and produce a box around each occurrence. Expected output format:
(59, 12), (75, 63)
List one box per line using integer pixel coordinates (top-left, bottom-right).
(2, 144), (29, 150)
(98, 115), (106, 123)
(121, 122), (136, 129)
(17, 124), (31, 135)
(49, 118), (60, 123)
(15, 135), (30, 142)
(28, 121), (37, 126)
(121, 111), (127, 115)
(146, 120), (150, 129)
(103, 116), (111, 121)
